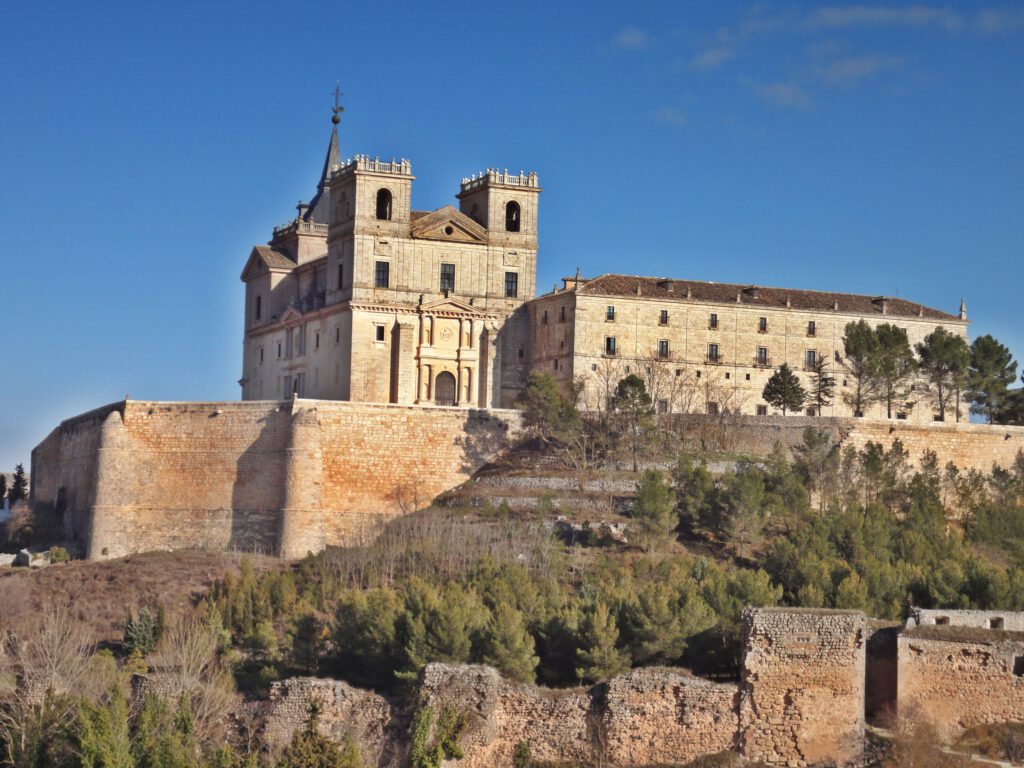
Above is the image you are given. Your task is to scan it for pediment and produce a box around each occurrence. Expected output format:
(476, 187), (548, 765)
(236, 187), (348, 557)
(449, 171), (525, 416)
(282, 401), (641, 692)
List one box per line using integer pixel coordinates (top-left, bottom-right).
(279, 307), (303, 323)
(240, 245), (295, 281)
(419, 296), (486, 317)
(410, 206), (487, 243)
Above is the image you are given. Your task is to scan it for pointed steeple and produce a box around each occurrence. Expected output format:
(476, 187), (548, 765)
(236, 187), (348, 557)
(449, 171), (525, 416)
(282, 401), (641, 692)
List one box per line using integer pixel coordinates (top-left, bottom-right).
(959, 298), (967, 321)
(302, 86), (344, 224)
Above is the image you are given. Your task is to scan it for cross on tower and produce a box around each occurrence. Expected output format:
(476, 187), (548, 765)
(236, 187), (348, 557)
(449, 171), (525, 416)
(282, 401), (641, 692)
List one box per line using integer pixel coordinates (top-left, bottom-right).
(332, 82), (344, 124)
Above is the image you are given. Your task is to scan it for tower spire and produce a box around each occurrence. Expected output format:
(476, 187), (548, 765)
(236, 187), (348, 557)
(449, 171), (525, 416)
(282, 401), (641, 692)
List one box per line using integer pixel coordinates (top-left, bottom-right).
(959, 298), (967, 321)
(301, 84), (344, 223)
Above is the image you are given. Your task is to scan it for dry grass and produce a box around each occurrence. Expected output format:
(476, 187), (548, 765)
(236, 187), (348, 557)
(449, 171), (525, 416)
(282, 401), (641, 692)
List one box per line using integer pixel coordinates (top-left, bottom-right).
(0, 549), (281, 645)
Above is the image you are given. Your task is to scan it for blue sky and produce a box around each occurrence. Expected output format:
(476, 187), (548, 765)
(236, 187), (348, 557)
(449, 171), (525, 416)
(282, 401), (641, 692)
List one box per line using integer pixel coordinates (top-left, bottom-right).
(1, 1), (1022, 468)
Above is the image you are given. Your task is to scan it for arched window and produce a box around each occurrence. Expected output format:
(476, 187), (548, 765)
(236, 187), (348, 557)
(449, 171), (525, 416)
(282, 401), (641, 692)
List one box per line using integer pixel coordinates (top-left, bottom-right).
(505, 200), (521, 232)
(375, 188), (393, 221)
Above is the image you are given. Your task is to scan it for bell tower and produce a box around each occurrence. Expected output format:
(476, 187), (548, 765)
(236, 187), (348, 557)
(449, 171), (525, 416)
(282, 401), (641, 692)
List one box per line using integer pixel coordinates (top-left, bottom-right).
(457, 169), (540, 249)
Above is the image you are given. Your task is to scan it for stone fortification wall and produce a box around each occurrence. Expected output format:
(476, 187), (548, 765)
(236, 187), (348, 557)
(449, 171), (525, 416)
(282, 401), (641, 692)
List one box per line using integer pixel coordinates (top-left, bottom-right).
(665, 413), (1024, 474)
(897, 626), (1024, 739)
(909, 607), (1024, 631)
(31, 399), (519, 560)
(741, 607), (865, 767)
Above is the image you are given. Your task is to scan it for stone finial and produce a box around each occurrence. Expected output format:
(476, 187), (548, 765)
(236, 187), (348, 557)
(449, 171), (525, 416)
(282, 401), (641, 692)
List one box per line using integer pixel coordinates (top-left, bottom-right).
(833, 300), (839, 311)
(686, 285), (692, 299)
(736, 290), (742, 304)
(959, 298), (967, 321)
(785, 294), (791, 308)
(636, 282), (642, 296)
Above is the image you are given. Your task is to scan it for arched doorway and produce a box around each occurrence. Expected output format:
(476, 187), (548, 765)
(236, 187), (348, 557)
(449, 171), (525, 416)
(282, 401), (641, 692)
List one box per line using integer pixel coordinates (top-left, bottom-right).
(434, 371), (456, 406)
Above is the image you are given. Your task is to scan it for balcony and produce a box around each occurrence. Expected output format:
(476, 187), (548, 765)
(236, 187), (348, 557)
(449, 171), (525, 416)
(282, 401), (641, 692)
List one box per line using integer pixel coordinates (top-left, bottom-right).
(705, 354), (723, 365)
(753, 356), (772, 368)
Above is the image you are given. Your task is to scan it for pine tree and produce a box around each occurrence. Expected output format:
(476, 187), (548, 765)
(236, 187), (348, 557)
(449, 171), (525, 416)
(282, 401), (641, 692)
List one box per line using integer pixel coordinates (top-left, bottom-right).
(841, 320), (882, 416)
(124, 608), (158, 656)
(916, 327), (971, 422)
(808, 355), (836, 414)
(611, 374), (655, 472)
(762, 363), (806, 415)
(8, 463), (27, 503)
(875, 324), (918, 418)
(631, 469), (677, 551)
(479, 603), (539, 683)
(967, 334), (1018, 423)
(291, 613), (324, 674)
(575, 602), (628, 683)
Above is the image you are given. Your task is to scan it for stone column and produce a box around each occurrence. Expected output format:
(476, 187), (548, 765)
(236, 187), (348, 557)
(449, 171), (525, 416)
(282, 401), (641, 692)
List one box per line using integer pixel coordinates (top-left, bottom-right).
(277, 403), (325, 559)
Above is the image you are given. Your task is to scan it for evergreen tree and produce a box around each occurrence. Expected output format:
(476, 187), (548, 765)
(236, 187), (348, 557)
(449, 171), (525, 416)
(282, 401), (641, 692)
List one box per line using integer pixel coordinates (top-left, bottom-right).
(916, 327), (971, 422)
(762, 363), (806, 415)
(397, 581), (487, 681)
(808, 354), (836, 413)
(479, 602), (539, 683)
(8, 463), (27, 503)
(967, 334), (1018, 423)
(875, 323), (917, 419)
(124, 608), (159, 656)
(611, 374), (655, 472)
(0, 473), (7, 502)
(841, 320), (881, 416)
(575, 602), (628, 683)
(514, 371), (581, 444)
(290, 613), (324, 674)
(630, 469), (677, 551)
(672, 456), (715, 535)
(76, 686), (134, 768)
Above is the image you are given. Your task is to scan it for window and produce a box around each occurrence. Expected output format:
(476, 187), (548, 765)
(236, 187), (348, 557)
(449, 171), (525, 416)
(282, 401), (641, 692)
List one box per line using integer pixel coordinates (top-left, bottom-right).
(707, 402), (719, 415)
(935, 616), (950, 626)
(675, 368), (683, 377)
(255, 295), (262, 320)
(560, 306), (566, 322)
(592, 363), (597, 371)
(605, 336), (617, 356)
(657, 399), (669, 414)
(758, 316), (768, 333)
(277, 342), (282, 359)
(708, 343), (720, 363)
(658, 340), (669, 359)
(990, 617), (1005, 630)
(745, 373), (751, 381)
(504, 271), (519, 298)
(440, 263), (456, 292)
(375, 324), (385, 342)
(808, 320), (816, 336)
(756, 404), (768, 416)
(518, 348), (524, 358)
(505, 200), (521, 232)
(659, 310), (669, 325)
(1015, 657), (1024, 677)
(259, 347), (264, 364)
(315, 332), (319, 350)
(336, 327), (340, 344)
(337, 263), (344, 290)
(374, 261), (390, 289)
(806, 407), (817, 417)
(552, 359), (558, 370)
(542, 310), (548, 325)
(606, 305), (616, 322)
(285, 329), (294, 359)
(375, 188), (393, 220)
(725, 372), (730, 379)
(756, 347), (769, 366)
(696, 370), (701, 379)
(805, 350), (817, 370)
(296, 324), (306, 355)
(709, 313), (718, 329)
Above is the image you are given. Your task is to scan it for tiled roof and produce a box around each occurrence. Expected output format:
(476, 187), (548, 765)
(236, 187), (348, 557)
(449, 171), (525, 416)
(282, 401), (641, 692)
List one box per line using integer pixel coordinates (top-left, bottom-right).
(576, 274), (960, 322)
(253, 245), (296, 270)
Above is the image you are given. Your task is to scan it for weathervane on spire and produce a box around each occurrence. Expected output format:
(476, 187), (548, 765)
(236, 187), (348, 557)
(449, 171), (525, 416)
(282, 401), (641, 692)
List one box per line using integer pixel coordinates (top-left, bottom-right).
(332, 82), (344, 125)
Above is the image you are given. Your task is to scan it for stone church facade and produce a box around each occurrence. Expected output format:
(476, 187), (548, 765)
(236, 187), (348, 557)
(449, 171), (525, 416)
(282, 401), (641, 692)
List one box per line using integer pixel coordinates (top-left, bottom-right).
(241, 113), (969, 422)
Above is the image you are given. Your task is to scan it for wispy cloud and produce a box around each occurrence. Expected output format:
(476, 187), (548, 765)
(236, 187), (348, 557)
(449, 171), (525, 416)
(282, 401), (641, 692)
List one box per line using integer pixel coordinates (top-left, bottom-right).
(755, 81), (812, 110)
(654, 107), (688, 127)
(976, 8), (1024, 35)
(816, 54), (904, 86)
(807, 5), (964, 31)
(691, 46), (735, 71)
(613, 26), (651, 50)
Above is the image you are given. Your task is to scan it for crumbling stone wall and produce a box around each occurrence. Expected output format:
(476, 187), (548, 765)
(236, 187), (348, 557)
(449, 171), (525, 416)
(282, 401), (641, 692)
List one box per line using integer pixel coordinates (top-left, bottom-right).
(909, 607), (1024, 631)
(264, 677), (397, 764)
(897, 626), (1024, 739)
(31, 399), (520, 560)
(741, 607), (866, 767)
